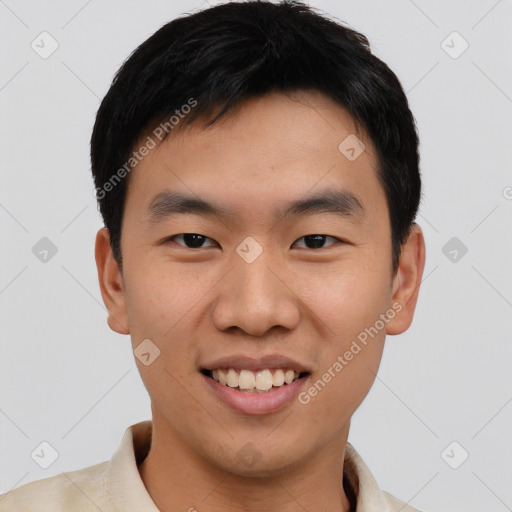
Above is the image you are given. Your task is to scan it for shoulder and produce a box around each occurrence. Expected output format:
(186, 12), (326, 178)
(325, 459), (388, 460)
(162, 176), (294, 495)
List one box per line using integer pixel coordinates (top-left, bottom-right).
(383, 490), (425, 512)
(0, 461), (111, 512)
(344, 442), (427, 512)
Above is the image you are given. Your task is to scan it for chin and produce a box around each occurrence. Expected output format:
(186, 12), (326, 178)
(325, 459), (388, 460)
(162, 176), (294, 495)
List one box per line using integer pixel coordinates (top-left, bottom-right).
(203, 441), (310, 479)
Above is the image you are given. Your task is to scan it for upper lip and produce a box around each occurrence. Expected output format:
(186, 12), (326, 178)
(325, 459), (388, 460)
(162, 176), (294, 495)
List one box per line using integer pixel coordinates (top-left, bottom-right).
(201, 354), (311, 373)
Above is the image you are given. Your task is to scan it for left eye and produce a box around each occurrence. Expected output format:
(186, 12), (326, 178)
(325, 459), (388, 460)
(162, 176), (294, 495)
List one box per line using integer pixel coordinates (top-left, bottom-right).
(292, 234), (340, 249)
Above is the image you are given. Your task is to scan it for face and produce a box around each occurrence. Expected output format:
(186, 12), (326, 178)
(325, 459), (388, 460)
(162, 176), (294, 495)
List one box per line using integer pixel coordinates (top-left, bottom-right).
(96, 90), (425, 476)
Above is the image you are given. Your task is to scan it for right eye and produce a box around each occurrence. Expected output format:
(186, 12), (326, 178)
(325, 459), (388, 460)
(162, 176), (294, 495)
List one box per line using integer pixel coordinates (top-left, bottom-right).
(164, 233), (218, 249)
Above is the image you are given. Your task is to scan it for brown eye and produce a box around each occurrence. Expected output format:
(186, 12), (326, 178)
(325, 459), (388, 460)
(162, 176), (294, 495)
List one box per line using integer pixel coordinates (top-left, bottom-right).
(166, 233), (217, 249)
(292, 235), (340, 249)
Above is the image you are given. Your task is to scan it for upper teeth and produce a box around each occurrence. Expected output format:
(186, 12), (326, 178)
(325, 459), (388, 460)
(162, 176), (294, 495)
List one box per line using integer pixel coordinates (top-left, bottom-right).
(211, 368), (300, 391)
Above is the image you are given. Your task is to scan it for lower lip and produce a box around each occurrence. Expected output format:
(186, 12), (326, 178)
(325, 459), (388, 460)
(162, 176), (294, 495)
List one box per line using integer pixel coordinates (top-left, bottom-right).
(202, 373), (310, 416)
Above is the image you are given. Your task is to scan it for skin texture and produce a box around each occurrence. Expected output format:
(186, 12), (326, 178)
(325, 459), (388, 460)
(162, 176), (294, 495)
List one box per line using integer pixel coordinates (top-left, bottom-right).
(95, 90), (426, 512)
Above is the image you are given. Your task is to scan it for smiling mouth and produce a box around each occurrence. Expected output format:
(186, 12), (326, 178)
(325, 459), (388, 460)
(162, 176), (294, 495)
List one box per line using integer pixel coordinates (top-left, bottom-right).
(201, 368), (310, 393)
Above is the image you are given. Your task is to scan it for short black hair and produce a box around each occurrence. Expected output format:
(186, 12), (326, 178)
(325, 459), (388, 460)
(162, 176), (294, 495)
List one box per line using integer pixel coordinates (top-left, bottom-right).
(91, 0), (421, 275)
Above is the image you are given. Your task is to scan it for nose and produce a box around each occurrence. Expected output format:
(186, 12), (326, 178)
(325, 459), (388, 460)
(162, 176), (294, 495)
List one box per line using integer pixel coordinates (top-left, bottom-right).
(211, 245), (300, 337)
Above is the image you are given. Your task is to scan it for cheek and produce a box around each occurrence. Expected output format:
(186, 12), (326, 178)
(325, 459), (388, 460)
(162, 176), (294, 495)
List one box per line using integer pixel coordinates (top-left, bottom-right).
(122, 270), (201, 397)
(300, 257), (392, 337)
(296, 260), (390, 410)
(123, 257), (205, 340)
(124, 263), (206, 414)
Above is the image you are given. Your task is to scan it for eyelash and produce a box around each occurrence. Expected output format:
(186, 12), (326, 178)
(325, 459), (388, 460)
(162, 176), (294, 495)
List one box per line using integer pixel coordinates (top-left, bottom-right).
(164, 233), (343, 250)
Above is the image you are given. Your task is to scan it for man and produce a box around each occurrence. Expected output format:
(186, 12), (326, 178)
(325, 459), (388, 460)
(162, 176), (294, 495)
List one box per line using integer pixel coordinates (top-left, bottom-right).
(0, 1), (426, 510)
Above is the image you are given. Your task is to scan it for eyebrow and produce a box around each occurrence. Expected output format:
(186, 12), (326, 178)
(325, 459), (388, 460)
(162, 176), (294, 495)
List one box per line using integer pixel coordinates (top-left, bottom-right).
(146, 187), (364, 224)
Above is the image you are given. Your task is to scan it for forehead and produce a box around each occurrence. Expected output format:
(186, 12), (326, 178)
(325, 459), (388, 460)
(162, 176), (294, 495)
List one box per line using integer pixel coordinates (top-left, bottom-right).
(125, 91), (384, 226)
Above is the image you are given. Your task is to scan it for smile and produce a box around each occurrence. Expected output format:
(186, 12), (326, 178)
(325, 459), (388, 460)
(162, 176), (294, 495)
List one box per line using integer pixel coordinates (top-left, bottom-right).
(201, 368), (309, 393)
(200, 358), (311, 414)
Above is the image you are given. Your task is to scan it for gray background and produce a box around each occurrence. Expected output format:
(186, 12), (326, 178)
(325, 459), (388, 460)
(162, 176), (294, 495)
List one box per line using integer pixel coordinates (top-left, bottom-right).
(1, 1), (511, 511)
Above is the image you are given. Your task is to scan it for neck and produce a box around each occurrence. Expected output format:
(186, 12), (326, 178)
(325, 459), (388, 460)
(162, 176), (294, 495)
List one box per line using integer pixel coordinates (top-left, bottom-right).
(137, 413), (354, 512)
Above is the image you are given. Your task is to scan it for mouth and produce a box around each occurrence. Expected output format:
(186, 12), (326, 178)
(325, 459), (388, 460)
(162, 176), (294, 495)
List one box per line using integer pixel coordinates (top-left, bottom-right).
(199, 354), (312, 415)
(200, 368), (310, 393)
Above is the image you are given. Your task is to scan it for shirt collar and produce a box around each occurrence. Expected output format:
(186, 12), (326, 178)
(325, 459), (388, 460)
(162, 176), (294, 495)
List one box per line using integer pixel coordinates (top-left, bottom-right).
(107, 420), (395, 512)
(108, 420), (159, 512)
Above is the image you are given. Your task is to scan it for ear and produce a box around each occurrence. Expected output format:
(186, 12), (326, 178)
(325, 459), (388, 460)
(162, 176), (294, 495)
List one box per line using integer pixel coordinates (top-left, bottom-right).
(95, 227), (130, 335)
(386, 223), (426, 335)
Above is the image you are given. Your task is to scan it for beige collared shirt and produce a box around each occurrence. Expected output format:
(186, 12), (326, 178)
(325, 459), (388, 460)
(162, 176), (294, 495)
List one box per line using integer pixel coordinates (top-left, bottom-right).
(0, 420), (422, 511)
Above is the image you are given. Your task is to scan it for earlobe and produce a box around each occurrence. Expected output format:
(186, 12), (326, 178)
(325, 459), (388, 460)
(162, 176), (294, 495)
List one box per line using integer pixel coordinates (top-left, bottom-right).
(95, 227), (130, 335)
(386, 223), (426, 336)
